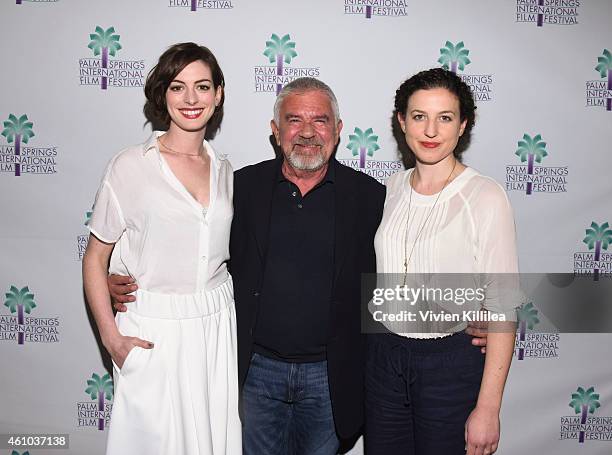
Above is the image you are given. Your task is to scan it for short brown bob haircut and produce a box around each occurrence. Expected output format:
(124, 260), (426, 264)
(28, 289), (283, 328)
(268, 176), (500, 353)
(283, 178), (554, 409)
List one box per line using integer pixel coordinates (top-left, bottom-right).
(144, 42), (225, 139)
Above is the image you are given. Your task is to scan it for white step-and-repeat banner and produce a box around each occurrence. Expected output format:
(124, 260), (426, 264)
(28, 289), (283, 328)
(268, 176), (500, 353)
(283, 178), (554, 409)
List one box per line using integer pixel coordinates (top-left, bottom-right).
(1, 1), (611, 454)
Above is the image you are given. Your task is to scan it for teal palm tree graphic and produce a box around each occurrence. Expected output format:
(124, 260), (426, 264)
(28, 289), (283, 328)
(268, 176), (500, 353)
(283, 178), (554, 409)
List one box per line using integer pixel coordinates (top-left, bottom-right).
(569, 386), (601, 443)
(595, 49), (612, 111)
(85, 211), (92, 226)
(2, 114), (34, 177)
(263, 34), (297, 95)
(516, 302), (539, 360)
(85, 373), (114, 431)
(4, 286), (36, 345)
(583, 221), (612, 281)
(12, 451), (30, 455)
(88, 26), (122, 90)
(515, 133), (547, 195)
(346, 127), (380, 169)
(438, 41), (471, 73)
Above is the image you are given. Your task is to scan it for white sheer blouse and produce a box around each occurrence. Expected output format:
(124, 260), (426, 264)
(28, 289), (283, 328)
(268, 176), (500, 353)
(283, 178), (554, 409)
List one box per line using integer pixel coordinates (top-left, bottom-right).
(88, 132), (233, 294)
(374, 167), (519, 338)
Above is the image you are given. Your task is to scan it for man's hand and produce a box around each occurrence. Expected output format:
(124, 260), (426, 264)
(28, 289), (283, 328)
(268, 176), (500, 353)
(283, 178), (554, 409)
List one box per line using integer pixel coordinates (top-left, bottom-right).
(466, 320), (488, 354)
(107, 274), (137, 312)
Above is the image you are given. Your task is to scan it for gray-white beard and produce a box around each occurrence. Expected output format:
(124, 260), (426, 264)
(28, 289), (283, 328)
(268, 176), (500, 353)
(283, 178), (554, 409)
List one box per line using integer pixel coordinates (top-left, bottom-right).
(286, 149), (326, 171)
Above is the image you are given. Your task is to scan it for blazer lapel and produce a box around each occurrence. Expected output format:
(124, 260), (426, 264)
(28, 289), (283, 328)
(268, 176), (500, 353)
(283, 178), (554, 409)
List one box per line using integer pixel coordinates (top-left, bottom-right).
(333, 160), (359, 285)
(251, 159), (278, 263)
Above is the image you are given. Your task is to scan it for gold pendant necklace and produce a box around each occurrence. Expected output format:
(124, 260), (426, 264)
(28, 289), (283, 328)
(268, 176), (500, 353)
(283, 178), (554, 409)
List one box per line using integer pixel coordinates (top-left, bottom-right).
(402, 159), (457, 285)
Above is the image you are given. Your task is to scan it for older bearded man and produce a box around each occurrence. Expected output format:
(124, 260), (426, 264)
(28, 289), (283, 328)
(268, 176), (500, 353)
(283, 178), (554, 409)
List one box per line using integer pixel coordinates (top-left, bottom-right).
(229, 77), (384, 454)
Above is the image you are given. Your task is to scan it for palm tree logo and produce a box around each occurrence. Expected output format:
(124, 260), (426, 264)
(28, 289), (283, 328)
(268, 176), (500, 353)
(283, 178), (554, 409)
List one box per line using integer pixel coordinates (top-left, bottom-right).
(4, 286), (36, 345)
(515, 133), (547, 195)
(88, 26), (122, 90)
(85, 372), (114, 431)
(438, 41), (471, 74)
(346, 127), (380, 169)
(569, 386), (601, 443)
(516, 302), (539, 360)
(84, 210), (92, 226)
(583, 221), (612, 281)
(12, 451), (30, 455)
(595, 49), (612, 111)
(2, 114), (35, 177)
(263, 34), (297, 95)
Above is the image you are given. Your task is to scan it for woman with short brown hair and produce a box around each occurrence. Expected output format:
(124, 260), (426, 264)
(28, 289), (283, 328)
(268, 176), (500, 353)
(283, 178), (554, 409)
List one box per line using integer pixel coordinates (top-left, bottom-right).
(83, 42), (241, 455)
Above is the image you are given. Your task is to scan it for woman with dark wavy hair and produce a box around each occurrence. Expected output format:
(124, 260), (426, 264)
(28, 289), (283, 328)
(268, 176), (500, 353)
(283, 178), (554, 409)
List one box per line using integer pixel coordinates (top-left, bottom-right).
(366, 68), (518, 455)
(83, 43), (241, 454)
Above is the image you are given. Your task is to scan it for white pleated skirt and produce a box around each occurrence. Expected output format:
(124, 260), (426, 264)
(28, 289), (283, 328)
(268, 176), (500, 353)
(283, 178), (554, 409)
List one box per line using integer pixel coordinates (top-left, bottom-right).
(105, 277), (242, 455)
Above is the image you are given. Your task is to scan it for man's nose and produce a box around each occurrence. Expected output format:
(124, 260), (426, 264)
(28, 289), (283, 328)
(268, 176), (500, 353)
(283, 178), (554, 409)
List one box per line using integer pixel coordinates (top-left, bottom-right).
(299, 121), (315, 137)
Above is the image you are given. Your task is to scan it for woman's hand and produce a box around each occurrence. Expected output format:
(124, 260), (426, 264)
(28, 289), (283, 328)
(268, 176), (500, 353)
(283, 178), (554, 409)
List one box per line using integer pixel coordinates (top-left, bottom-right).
(104, 334), (154, 369)
(465, 405), (500, 455)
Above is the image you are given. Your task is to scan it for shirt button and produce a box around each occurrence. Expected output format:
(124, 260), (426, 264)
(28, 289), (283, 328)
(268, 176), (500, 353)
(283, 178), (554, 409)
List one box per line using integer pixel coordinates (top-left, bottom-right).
(291, 191), (297, 197)
(297, 203), (303, 209)
(201, 256), (206, 261)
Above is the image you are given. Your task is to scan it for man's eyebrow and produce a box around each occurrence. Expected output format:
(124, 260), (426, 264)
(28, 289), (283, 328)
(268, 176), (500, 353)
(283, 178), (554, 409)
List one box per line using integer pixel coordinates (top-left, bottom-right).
(284, 113), (329, 119)
(283, 113), (330, 122)
(283, 113), (301, 120)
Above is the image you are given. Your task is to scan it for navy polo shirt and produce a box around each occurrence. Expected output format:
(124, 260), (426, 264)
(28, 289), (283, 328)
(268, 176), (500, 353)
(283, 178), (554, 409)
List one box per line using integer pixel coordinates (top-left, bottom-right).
(253, 160), (336, 363)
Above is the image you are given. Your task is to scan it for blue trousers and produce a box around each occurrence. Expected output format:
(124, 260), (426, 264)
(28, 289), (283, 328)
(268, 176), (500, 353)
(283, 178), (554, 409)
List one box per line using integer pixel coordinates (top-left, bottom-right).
(242, 353), (340, 455)
(365, 332), (485, 455)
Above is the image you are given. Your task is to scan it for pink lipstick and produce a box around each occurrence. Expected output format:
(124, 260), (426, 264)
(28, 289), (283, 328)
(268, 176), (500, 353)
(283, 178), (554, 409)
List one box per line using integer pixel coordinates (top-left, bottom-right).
(420, 141), (440, 148)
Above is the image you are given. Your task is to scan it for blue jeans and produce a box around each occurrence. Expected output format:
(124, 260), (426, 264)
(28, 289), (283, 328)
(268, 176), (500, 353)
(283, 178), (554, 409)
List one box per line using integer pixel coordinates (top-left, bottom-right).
(242, 353), (340, 455)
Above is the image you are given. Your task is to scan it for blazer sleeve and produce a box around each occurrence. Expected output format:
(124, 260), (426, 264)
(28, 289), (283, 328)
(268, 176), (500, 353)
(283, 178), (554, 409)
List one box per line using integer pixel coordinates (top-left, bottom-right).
(228, 169), (245, 274)
(365, 181), (386, 274)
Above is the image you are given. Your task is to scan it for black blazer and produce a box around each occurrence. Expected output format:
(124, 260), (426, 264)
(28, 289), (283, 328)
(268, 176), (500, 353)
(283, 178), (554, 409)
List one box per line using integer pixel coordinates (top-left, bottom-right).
(229, 158), (385, 439)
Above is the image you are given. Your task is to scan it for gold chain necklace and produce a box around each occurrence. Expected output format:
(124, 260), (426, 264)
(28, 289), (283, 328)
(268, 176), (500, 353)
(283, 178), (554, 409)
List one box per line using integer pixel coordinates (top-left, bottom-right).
(403, 159), (457, 285)
(158, 136), (204, 157)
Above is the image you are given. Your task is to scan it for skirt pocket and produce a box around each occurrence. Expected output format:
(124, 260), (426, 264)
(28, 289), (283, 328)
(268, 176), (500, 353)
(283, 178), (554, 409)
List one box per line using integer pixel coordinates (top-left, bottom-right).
(113, 311), (147, 376)
(112, 345), (142, 376)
